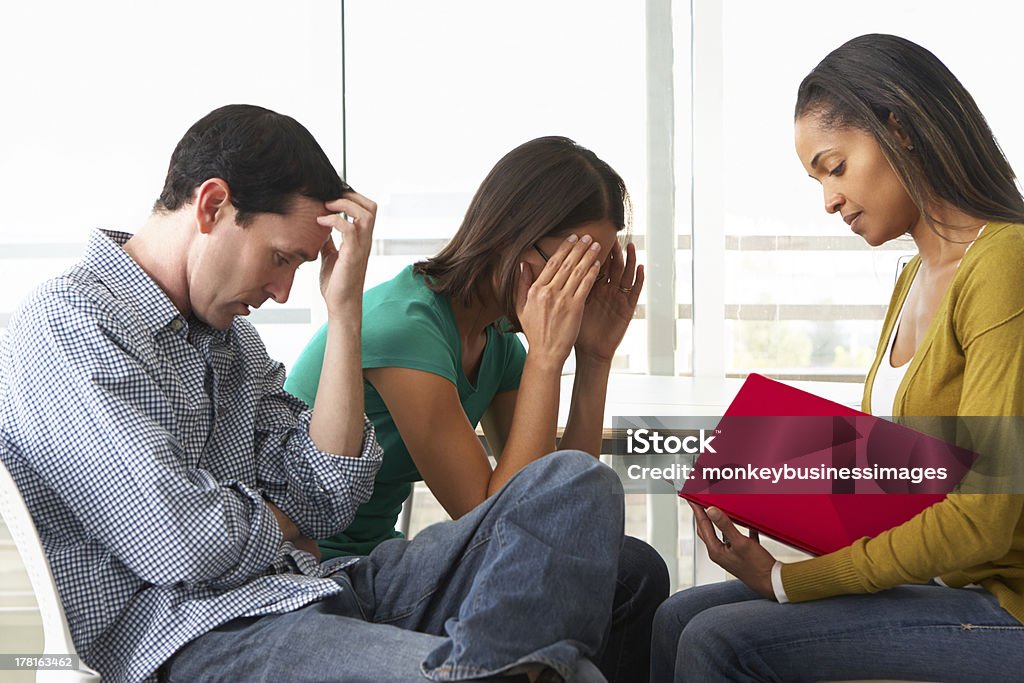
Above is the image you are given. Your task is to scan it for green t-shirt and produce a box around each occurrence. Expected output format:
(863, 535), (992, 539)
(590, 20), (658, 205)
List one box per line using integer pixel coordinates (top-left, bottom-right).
(284, 266), (527, 558)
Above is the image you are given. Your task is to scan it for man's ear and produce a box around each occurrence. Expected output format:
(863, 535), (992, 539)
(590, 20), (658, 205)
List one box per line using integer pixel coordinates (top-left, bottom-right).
(193, 178), (232, 235)
(885, 112), (914, 151)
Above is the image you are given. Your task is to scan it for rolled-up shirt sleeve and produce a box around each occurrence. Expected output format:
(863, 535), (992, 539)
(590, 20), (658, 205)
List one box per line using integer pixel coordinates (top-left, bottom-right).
(252, 354), (382, 540)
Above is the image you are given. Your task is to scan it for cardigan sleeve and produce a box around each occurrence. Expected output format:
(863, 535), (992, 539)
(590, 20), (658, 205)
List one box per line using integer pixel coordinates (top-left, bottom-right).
(782, 493), (1023, 601)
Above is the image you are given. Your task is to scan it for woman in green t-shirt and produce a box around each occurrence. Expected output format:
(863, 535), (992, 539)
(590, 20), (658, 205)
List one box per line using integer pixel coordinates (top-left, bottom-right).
(286, 136), (668, 682)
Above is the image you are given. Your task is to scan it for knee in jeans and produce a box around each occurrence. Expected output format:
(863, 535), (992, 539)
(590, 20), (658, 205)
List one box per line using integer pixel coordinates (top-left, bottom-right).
(652, 596), (688, 660)
(653, 591), (732, 659)
(533, 450), (624, 496)
(677, 607), (736, 660)
(619, 536), (670, 605)
(515, 452), (624, 533)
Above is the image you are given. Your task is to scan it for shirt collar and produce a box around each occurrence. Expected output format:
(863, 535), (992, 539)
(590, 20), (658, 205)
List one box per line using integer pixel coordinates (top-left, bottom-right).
(83, 229), (189, 337)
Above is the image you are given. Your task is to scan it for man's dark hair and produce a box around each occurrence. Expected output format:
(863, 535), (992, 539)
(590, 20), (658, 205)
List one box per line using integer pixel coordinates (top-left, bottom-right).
(155, 104), (350, 225)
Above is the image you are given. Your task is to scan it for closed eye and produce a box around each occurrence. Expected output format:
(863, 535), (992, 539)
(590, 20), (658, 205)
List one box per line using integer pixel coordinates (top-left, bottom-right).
(828, 161), (846, 177)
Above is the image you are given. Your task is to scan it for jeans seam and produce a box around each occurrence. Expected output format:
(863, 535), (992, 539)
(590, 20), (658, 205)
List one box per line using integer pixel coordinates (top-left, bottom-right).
(750, 622), (1024, 657)
(957, 623), (1024, 631)
(474, 523), (504, 615)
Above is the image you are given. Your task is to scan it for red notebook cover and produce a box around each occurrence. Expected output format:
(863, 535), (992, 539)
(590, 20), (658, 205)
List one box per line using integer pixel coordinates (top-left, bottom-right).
(678, 374), (972, 556)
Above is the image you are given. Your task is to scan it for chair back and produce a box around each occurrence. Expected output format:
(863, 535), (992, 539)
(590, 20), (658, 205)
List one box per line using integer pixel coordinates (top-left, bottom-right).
(0, 456), (100, 681)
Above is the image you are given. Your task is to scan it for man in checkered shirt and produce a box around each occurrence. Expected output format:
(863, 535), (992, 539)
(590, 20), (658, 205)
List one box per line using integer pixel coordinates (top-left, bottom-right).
(0, 105), (625, 682)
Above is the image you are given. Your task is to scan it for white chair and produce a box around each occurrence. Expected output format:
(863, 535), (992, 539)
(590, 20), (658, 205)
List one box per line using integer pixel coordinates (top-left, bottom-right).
(0, 458), (100, 681)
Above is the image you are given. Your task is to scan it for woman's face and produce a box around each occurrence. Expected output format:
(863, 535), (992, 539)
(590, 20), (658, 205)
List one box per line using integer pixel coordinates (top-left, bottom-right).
(794, 111), (920, 246)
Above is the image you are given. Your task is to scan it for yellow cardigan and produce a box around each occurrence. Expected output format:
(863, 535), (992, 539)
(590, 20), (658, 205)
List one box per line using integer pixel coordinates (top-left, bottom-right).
(781, 222), (1024, 623)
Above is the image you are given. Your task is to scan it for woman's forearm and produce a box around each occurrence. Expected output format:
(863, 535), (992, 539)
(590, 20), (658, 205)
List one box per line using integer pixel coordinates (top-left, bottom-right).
(487, 354), (562, 494)
(558, 354), (612, 456)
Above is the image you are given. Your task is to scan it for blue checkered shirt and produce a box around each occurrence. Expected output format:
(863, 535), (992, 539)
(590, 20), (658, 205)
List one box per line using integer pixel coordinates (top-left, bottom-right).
(0, 230), (383, 682)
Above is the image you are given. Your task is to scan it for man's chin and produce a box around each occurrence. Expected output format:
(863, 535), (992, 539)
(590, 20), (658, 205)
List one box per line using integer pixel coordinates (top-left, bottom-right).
(193, 310), (235, 331)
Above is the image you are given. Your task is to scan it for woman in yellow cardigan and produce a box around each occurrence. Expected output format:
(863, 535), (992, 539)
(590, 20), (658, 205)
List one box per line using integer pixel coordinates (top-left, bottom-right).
(651, 34), (1024, 682)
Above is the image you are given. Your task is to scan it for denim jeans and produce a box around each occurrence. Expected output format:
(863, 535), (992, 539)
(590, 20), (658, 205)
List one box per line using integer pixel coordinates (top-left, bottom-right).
(651, 579), (1024, 682)
(163, 451), (624, 682)
(599, 536), (669, 682)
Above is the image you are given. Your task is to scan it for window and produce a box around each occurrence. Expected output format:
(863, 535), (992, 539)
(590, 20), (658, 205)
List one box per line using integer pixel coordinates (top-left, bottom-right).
(707, 0), (1024, 381)
(0, 0), (344, 366)
(344, 0), (659, 372)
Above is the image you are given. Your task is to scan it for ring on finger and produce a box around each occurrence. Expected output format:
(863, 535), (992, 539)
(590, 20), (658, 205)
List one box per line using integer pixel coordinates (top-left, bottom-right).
(618, 286), (632, 294)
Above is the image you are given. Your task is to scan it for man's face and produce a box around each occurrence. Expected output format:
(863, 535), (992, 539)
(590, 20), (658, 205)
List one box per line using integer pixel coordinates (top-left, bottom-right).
(189, 196), (331, 330)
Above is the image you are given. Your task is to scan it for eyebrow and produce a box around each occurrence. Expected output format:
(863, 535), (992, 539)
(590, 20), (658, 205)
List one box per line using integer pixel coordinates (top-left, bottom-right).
(809, 148), (834, 171)
(286, 250), (317, 263)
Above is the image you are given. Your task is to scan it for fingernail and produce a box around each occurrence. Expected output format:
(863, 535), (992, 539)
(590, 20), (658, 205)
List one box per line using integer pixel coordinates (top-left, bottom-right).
(581, 234), (593, 244)
(567, 234), (579, 243)
(590, 242), (601, 251)
(706, 507), (722, 520)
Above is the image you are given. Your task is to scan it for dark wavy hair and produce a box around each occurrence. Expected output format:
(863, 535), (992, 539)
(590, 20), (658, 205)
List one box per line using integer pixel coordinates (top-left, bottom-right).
(795, 34), (1024, 229)
(414, 136), (631, 325)
(155, 104), (350, 225)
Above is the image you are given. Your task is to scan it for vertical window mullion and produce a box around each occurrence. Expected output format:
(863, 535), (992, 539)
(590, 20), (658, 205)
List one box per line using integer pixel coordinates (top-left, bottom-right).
(690, 0), (730, 587)
(646, 0), (677, 377)
(690, 0), (725, 381)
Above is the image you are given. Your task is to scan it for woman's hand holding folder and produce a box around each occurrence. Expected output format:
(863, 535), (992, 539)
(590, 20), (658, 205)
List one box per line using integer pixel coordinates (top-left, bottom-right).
(689, 502), (777, 600)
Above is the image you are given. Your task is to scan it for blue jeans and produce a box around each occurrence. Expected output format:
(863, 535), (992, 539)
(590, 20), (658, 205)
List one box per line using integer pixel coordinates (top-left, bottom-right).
(651, 579), (1024, 682)
(163, 451), (623, 682)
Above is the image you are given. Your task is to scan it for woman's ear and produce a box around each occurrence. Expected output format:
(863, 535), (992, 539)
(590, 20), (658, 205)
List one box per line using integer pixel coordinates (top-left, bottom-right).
(886, 112), (914, 151)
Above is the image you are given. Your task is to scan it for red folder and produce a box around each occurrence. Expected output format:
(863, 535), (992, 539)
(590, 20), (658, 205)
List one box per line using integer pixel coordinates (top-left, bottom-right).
(679, 374), (971, 556)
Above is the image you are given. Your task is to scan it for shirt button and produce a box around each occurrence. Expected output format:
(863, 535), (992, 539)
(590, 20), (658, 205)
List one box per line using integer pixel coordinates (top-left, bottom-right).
(169, 319), (185, 332)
